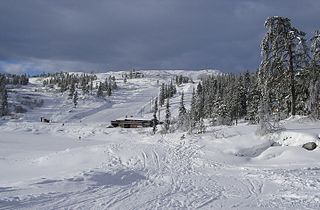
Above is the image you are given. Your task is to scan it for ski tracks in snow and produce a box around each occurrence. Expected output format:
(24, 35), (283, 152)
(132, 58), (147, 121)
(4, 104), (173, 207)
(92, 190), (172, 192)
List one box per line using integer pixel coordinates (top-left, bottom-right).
(2, 133), (319, 209)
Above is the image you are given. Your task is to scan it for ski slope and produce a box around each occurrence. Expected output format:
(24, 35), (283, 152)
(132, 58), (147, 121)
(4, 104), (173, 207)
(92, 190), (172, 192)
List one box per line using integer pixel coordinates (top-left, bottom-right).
(1, 70), (320, 210)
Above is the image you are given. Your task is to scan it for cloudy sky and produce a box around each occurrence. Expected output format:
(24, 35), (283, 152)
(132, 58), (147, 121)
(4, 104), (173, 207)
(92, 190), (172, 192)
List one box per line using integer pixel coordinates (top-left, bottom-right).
(0, 0), (319, 74)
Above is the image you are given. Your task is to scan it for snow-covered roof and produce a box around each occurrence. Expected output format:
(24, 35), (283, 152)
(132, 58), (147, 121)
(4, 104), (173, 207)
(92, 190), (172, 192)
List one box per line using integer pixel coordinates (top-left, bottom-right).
(115, 117), (152, 121)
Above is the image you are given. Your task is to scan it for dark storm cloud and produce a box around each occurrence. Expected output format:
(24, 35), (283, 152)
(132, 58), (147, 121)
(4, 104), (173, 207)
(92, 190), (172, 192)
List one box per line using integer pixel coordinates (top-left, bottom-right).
(0, 0), (319, 73)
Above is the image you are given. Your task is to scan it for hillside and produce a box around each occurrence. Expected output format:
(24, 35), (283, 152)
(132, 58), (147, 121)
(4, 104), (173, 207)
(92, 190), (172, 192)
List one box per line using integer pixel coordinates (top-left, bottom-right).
(1, 70), (320, 210)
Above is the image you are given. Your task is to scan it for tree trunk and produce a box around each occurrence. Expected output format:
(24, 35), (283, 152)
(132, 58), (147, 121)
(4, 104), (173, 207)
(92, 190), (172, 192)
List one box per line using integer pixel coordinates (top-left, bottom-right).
(288, 44), (296, 116)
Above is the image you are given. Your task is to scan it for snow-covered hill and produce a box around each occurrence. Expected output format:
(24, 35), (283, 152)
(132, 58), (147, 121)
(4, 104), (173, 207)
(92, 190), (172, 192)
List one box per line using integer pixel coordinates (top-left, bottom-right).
(1, 70), (320, 209)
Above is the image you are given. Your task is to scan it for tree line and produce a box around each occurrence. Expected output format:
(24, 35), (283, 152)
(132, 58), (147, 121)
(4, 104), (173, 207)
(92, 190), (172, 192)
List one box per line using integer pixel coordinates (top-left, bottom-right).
(165, 16), (320, 134)
(42, 72), (118, 107)
(0, 73), (30, 116)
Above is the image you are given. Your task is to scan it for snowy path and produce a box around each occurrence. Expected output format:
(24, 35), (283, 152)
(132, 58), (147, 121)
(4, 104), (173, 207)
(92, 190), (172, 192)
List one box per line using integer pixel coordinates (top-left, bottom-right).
(68, 84), (159, 124)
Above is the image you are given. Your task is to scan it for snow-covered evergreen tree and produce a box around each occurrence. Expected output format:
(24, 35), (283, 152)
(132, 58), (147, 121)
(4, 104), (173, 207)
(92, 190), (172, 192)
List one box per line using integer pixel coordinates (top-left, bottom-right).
(195, 82), (205, 121)
(163, 97), (171, 133)
(73, 91), (78, 108)
(107, 82), (112, 96)
(260, 16), (308, 118)
(237, 74), (247, 118)
(69, 81), (75, 99)
(189, 87), (197, 131)
(309, 30), (320, 118)
(177, 92), (188, 131)
(90, 80), (93, 95)
(97, 82), (104, 98)
(158, 83), (165, 107)
(178, 92), (186, 117)
(258, 16), (308, 134)
(152, 97), (158, 134)
(0, 76), (8, 116)
(246, 73), (260, 123)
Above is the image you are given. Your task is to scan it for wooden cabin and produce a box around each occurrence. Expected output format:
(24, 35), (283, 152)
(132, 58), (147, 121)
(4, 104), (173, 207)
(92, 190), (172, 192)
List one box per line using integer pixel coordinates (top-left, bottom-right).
(111, 118), (154, 128)
(40, 117), (50, 123)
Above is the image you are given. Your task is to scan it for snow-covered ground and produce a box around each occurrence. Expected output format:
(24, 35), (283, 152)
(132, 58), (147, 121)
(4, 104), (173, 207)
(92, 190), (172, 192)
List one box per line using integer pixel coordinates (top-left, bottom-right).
(1, 70), (320, 209)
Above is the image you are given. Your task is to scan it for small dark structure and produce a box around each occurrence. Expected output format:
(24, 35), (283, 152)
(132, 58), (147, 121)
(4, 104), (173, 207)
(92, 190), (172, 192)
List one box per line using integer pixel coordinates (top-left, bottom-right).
(40, 117), (50, 123)
(111, 118), (157, 128)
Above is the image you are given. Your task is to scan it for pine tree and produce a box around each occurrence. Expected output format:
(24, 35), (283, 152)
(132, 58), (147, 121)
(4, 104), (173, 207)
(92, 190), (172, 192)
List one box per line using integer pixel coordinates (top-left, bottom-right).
(124, 75), (127, 83)
(82, 83), (89, 95)
(69, 81), (75, 99)
(73, 91), (78, 108)
(90, 80), (93, 95)
(159, 83), (165, 106)
(112, 80), (117, 90)
(178, 92), (186, 117)
(97, 82), (104, 98)
(189, 87), (197, 131)
(195, 82), (204, 121)
(237, 74), (247, 118)
(246, 74), (260, 123)
(197, 118), (206, 134)
(104, 78), (109, 91)
(260, 16), (308, 118)
(59, 81), (67, 92)
(107, 82), (112, 96)
(0, 76), (8, 116)
(258, 16), (308, 134)
(177, 92), (188, 130)
(152, 97), (158, 134)
(309, 29), (320, 118)
(164, 97), (171, 133)
(129, 70), (133, 79)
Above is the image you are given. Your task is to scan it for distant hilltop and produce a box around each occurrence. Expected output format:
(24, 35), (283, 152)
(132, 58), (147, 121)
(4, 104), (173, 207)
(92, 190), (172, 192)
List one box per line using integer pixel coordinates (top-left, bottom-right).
(137, 69), (222, 80)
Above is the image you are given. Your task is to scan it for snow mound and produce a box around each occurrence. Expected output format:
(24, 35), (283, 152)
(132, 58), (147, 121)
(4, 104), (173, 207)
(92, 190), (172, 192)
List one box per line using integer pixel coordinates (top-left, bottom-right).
(268, 131), (319, 147)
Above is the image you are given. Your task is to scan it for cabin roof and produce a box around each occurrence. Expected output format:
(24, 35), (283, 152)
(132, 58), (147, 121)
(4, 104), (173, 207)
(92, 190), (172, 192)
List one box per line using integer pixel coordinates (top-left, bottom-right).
(114, 118), (152, 121)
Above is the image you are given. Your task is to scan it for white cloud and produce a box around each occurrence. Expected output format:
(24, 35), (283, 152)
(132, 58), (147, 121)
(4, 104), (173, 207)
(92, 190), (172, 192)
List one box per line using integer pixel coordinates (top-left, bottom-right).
(0, 63), (28, 74)
(0, 59), (110, 74)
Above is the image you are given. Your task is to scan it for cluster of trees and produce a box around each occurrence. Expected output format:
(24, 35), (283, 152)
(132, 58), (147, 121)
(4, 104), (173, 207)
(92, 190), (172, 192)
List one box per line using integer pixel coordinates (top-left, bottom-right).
(159, 81), (177, 106)
(152, 80), (177, 134)
(258, 17), (320, 134)
(173, 16), (320, 135)
(153, 96), (172, 134)
(175, 75), (192, 85)
(154, 74), (257, 134)
(96, 76), (118, 98)
(122, 69), (145, 83)
(0, 75), (8, 116)
(43, 72), (118, 107)
(2, 74), (29, 85)
(178, 73), (260, 132)
(0, 73), (30, 116)
(43, 72), (97, 94)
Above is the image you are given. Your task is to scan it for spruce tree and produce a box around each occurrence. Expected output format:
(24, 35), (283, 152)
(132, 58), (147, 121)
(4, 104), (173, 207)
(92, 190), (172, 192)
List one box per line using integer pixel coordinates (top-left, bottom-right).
(177, 92), (188, 130)
(159, 83), (165, 106)
(69, 81), (75, 99)
(107, 82), (112, 96)
(152, 97), (158, 134)
(178, 92), (186, 117)
(260, 16), (308, 118)
(258, 16), (308, 134)
(0, 76), (8, 116)
(195, 82), (204, 121)
(309, 30), (320, 118)
(246, 74), (260, 123)
(97, 82), (104, 98)
(90, 80), (93, 94)
(164, 97), (171, 133)
(190, 87), (197, 131)
(73, 91), (78, 108)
